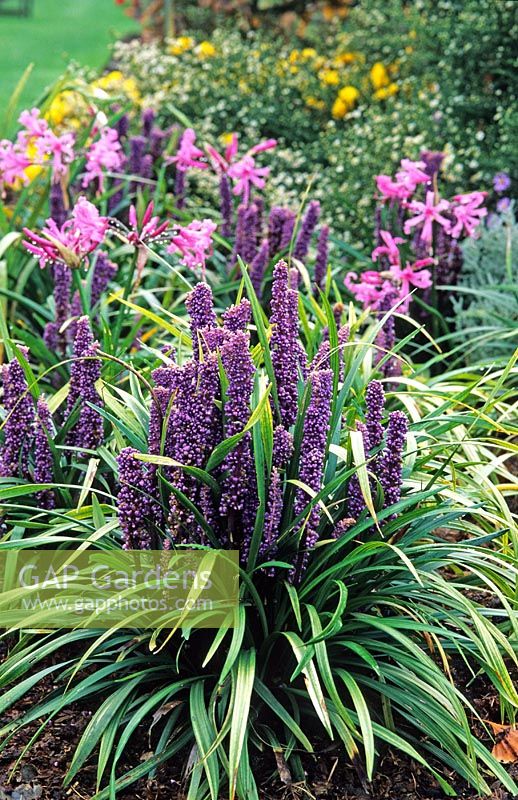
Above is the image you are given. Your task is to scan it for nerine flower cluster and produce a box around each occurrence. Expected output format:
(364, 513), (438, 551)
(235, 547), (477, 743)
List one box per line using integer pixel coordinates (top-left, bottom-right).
(345, 155), (488, 315)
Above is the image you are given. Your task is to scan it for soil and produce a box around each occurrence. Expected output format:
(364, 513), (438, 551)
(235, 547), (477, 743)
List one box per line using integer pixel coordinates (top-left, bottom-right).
(0, 654), (516, 800)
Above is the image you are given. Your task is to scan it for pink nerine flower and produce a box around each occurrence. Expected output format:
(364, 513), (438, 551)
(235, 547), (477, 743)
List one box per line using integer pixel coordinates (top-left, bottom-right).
(126, 200), (170, 246)
(169, 128), (208, 172)
(396, 159), (430, 193)
(345, 259), (433, 313)
(23, 197), (108, 269)
(0, 140), (31, 186)
(82, 127), (123, 192)
(168, 219), (217, 272)
(344, 270), (385, 307)
(404, 191), (450, 245)
(372, 230), (405, 265)
(205, 133), (277, 176)
(387, 259), (433, 312)
(18, 108), (48, 141)
(36, 129), (75, 179)
(449, 191), (487, 238)
(375, 174), (412, 201)
(228, 155), (270, 206)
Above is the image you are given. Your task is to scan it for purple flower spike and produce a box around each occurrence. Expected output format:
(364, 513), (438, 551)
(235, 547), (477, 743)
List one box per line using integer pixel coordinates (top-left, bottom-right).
(50, 181), (67, 227)
(141, 108), (156, 137)
(186, 282), (217, 355)
(45, 261), (72, 355)
(34, 397), (55, 509)
(279, 211), (296, 251)
(164, 355), (221, 544)
(219, 175), (233, 238)
(250, 240), (269, 297)
(267, 207), (287, 258)
(375, 291), (398, 379)
(259, 467), (283, 569)
(117, 447), (155, 549)
(149, 126), (167, 161)
(272, 425), (293, 467)
(223, 299), (252, 332)
(91, 252), (117, 308)
(174, 168), (186, 210)
(314, 225), (329, 290)
(293, 369), (333, 577)
(232, 203), (258, 265)
(270, 260), (301, 429)
(115, 113), (129, 139)
(66, 316), (103, 452)
(420, 150), (445, 180)
(364, 380), (385, 455)
(129, 135), (147, 176)
(377, 410), (408, 512)
(0, 348), (34, 478)
(219, 331), (255, 519)
(294, 200), (320, 261)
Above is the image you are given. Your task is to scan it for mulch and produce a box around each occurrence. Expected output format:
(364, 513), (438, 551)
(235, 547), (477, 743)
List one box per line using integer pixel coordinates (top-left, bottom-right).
(0, 650), (516, 800)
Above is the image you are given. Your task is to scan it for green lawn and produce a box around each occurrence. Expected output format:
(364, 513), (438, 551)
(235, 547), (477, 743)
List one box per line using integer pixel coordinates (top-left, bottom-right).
(0, 0), (139, 120)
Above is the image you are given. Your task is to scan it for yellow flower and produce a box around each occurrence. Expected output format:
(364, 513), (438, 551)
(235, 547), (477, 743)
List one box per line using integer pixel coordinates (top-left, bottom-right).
(197, 41), (216, 58)
(334, 51), (356, 66)
(168, 36), (194, 55)
(319, 68), (340, 86)
(90, 71), (140, 103)
(46, 91), (75, 126)
(289, 65), (299, 74)
(301, 47), (317, 60)
(405, 45), (413, 54)
(221, 132), (234, 146)
(374, 82), (399, 100)
(409, 29), (417, 39)
(289, 49), (299, 64)
(122, 77), (140, 103)
(331, 97), (347, 119)
(338, 85), (360, 108)
(305, 96), (325, 110)
(370, 62), (390, 90)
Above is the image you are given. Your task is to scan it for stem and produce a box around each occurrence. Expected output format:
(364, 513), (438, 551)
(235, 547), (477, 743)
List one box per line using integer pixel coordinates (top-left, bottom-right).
(72, 269), (89, 316)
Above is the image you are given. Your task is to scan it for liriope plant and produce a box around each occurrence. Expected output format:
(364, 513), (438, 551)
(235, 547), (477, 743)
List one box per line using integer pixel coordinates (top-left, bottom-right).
(0, 256), (517, 799)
